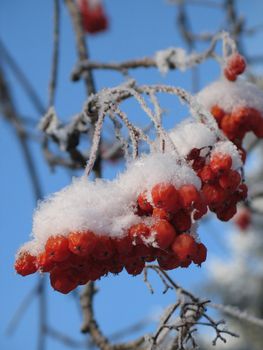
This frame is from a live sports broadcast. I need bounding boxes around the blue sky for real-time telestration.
[1,1,263,349]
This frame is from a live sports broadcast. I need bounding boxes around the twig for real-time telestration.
[64,0,96,96]
[48,0,60,108]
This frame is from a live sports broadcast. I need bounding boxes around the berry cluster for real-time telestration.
[186,147,246,221]
[15,181,208,294]
[224,53,246,82]
[211,105,263,150]
[77,0,108,34]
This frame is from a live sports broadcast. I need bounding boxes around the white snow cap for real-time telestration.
[27,152,200,254]
[196,78,263,114]
[169,119,217,156]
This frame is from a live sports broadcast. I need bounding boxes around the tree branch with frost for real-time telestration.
[71,31,239,80]
[143,266,239,350]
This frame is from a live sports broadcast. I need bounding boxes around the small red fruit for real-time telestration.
[92,236,115,260]
[151,220,177,249]
[171,234,198,262]
[192,243,207,266]
[50,267,79,294]
[68,231,96,257]
[129,223,150,245]
[45,235,71,263]
[172,210,192,232]
[124,257,145,276]
[210,153,232,174]
[15,252,37,276]
[137,191,153,214]
[151,183,181,212]
[178,184,200,209]
[227,53,246,75]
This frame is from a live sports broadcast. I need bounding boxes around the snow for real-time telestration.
[155,47,199,75]
[23,152,201,254]
[196,78,263,114]
[169,119,217,156]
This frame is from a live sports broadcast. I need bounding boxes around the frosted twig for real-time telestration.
[84,108,105,176]
[48,0,60,108]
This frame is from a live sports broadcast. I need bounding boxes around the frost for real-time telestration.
[155,47,199,75]
[169,119,217,156]
[196,78,263,114]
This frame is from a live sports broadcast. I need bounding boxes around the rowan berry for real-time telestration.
[114,235,133,256]
[178,184,200,209]
[68,231,96,257]
[124,257,145,276]
[202,184,226,206]
[192,243,207,266]
[129,223,150,245]
[219,170,241,192]
[137,191,153,214]
[151,219,177,249]
[227,53,246,75]
[172,210,192,232]
[171,233,198,262]
[152,208,171,221]
[210,153,232,174]
[15,252,37,276]
[211,105,225,125]
[151,183,181,212]
[45,235,71,263]
[50,267,79,294]
[92,236,115,260]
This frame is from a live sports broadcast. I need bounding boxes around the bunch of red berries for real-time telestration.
[77,0,108,34]
[15,180,208,294]
[211,105,263,149]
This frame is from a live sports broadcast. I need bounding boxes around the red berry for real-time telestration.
[227,53,246,75]
[137,191,153,214]
[151,183,181,212]
[237,183,248,201]
[178,184,200,209]
[198,165,217,183]
[78,0,108,34]
[171,234,198,262]
[152,208,172,221]
[151,219,177,249]
[210,153,232,174]
[172,209,192,232]
[15,252,37,276]
[92,236,115,260]
[45,235,71,263]
[224,67,237,81]
[50,267,79,294]
[124,257,145,276]
[129,223,151,245]
[37,252,56,272]
[216,204,237,221]
[219,170,241,192]
[192,243,207,266]
[211,105,225,125]
[157,253,180,270]
[114,235,133,256]
[202,184,226,206]
[68,231,96,257]
[193,200,208,220]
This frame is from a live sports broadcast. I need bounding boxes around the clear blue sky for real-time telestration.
[1,1,263,349]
